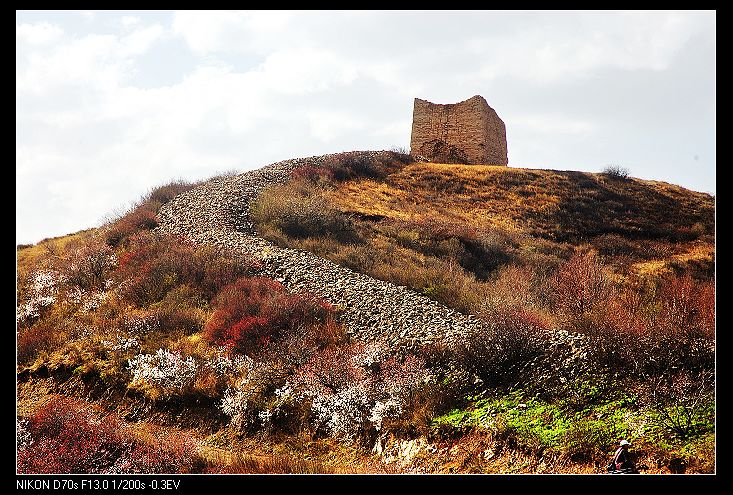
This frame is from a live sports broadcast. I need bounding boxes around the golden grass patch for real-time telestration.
[17,229,96,273]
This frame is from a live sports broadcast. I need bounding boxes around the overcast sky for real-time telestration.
[16,10,716,245]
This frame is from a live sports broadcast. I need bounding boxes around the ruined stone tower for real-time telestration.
[410,95,508,165]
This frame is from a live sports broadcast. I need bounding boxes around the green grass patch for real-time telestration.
[433,390,650,461]
[433,391,570,451]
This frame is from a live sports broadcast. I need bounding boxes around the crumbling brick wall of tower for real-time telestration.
[410,95,508,165]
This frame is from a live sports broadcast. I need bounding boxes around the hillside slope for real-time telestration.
[252,155,713,315]
[17,151,715,474]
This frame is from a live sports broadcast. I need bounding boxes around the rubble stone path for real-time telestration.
[157,151,492,349]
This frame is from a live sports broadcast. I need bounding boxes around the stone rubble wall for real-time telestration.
[157,151,488,350]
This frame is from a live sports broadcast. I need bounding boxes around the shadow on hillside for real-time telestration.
[539,171,714,244]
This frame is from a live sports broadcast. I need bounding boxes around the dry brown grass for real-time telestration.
[327,163,559,234]
[17,229,95,275]
[199,432,398,474]
[325,162,714,279]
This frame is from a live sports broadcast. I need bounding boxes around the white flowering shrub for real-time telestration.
[17,418,32,451]
[351,341,389,371]
[18,241,117,325]
[101,334,141,352]
[207,350,253,377]
[127,349,198,396]
[257,409,273,427]
[287,342,432,441]
[68,288,110,313]
[81,291,109,312]
[216,340,433,439]
[368,398,403,431]
[17,270,59,324]
[220,386,250,429]
[309,383,373,439]
[217,358,284,431]
[121,313,159,336]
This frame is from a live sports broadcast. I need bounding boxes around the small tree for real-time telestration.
[552,251,612,320]
[56,240,117,291]
[602,165,630,179]
[645,371,714,440]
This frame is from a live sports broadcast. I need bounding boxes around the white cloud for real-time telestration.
[172,11,295,55]
[512,114,596,136]
[17,21,166,97]
[308,110,365,143]
[16,22,63,45]
[259,48,358,94]
[17,33,120,93]
[471,11,713,83]
[120,24,165,55]
[121,16,141,28]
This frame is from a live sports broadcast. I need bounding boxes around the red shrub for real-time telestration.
[17,396,203,474]
[552,250,612,319]
[450,308,549,388]
[643,274,715,373]
[146,180,196,205]
[197,249,258,300]
[105,180,197,248]
[17,322,58,363]
[222,316,272,350]
[596,284,651,335]
[290,344,369,394]
[115,236,189,306]
[18,397,129,473]
[106,207,159,247]
[582,273,715,376]
[204,277,334,355]
[114,232,255,306]
[656,274,715,340]
[323,152,377,180]
[108,432,203,474]
[319,152,399,181]
[291,164,335,183]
